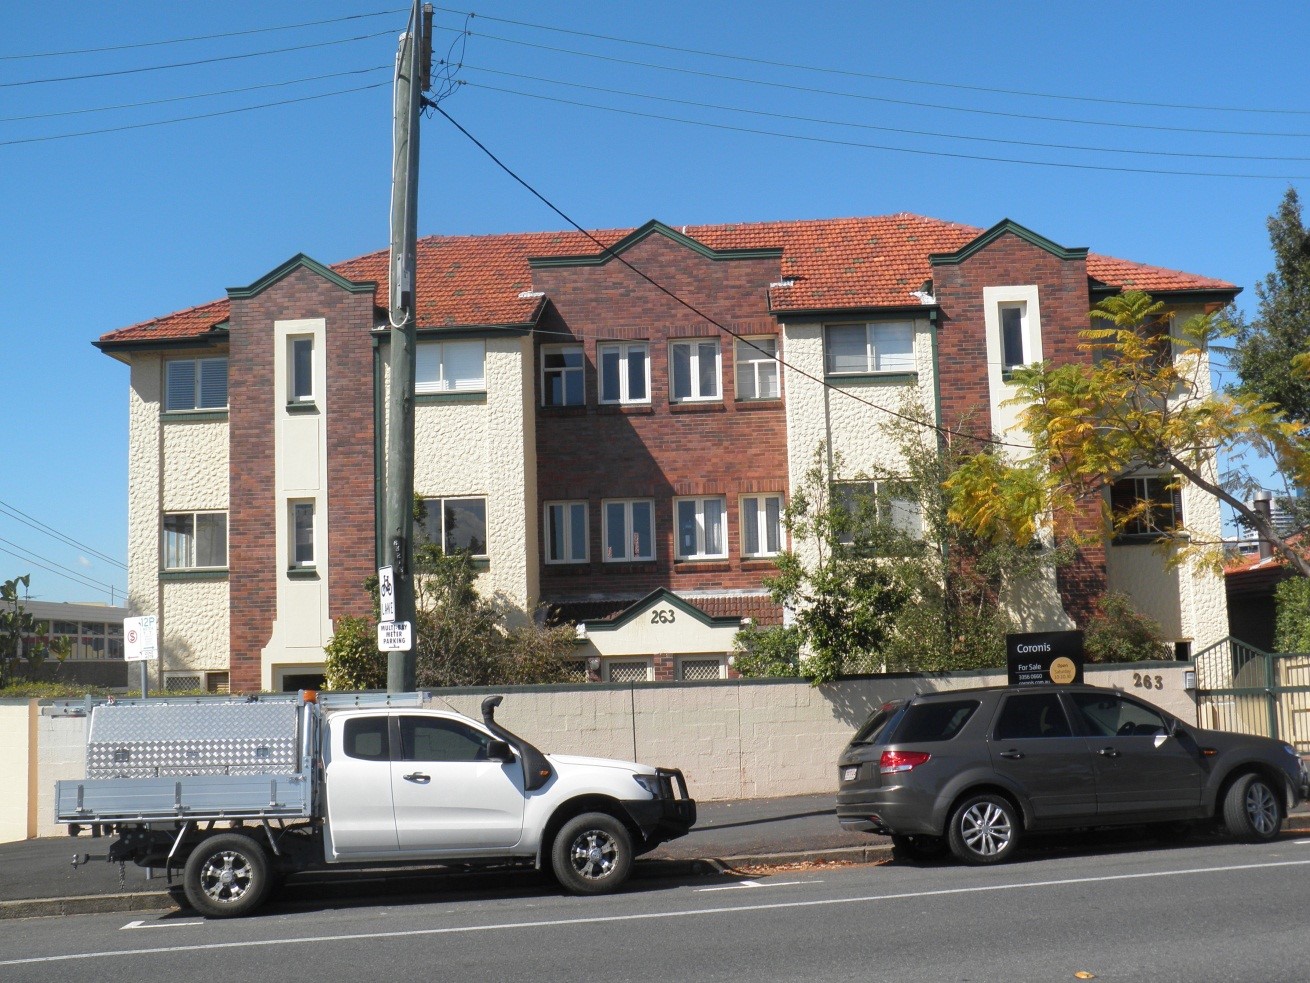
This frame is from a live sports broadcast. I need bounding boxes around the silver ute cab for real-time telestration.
[836,684,1306,865]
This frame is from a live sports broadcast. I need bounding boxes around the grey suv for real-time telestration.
[836,684,1308,865]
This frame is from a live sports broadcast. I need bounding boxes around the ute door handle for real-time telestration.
[999,750,1025,760]
[403,772,431,784]
[1097,747,1121,759]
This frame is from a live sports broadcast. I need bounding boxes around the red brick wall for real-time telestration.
[932,231,1107,627]
[532,232,788,605]
[227,265,376,691]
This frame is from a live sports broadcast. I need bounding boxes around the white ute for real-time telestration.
[55,691,696,917]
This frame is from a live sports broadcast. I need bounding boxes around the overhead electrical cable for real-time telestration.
[431,5,1310,118]
[0,541,125,599]
[1,8,406,60]
[461,65,1310,164]
[461,81,1310,181]
[436,25,1310,141]
[1,29,395,88]
[0,500,126,569]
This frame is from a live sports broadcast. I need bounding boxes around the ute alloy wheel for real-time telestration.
[551,812,633,895]
[182,833,272,918]
[948,793,1020,865]
[1223,773,1282,843]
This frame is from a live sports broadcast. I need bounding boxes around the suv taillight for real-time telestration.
[880,750,932,774]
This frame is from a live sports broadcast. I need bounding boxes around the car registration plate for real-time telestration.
[842,765,859,782]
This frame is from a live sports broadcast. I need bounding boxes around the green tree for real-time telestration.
[1083,591,1169,663]
[1,575,43,687]
[947,291,1310,578]
[731,622,802,677]
[1230,188,1310,528]
[1274,577,1310,652]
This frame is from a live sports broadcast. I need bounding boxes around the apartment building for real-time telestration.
[96,214,1239,692]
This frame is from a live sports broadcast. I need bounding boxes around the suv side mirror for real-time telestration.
[487,739,515,763]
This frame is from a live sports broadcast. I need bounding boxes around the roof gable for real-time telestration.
[929,219,1089,266]
[227,253,376,300]
[528,220,783,269]
[582,588,742,632]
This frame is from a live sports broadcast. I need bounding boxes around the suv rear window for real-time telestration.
[893,700,980,743]
[850,703,904,746]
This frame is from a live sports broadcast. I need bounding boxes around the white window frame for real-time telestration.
[416,339,486,394]
[544,501,589,564]
[669,338,722,402]
[165,356,228,411]
[740,493,784,557]
[290,500,316,568]
[419,496,489,558]
[984,286,1043,382]
[678,657,727,681]
[833,481,923,543]
[162,510,228,570]
[541,343,585,407]
[597,341,650,405]
[674,496,727,560]
[735,336,780,400]
[602,499,655,563]
[606,659,653,683]
[288,336,315,403]
[824,322,915,375]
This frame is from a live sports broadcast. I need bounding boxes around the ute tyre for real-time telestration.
[1223,773,1282,843]
[891,834,948,863]
[947,793,1020,865]
[551,812,633,895]
[183,833,272,918]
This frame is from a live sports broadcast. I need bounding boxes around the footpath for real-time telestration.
[2,793,1307,920]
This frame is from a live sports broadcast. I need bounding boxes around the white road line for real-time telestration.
[1295,839,1310,845]
[5,858,1310,968]
[697,879,809,892]
[121,920,204,930]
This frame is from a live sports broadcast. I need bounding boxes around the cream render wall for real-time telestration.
[409,334,538,614]
[129,353,231,680]
[0,702,33,843]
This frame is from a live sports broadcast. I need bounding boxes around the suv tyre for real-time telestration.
[1222,773,1282,843]
[948,793,1020,865]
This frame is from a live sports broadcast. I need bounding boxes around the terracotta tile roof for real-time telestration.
[97,214,1237,345]
[1225,531,1306,577]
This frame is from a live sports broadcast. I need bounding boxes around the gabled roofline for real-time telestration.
[93,323,229,360]
[929,218,1088,266]
[1088,282,1241,305]
[581,587,743,633]
[227,253,377,300]
[528,220,783,269]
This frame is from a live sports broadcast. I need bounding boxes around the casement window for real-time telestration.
[824,322,914,375]
[1110,475,1182,540]
[419,496,488,557]
[545,501,588,564]
[165,357,228,411]
[670,339,721,402]
[289,336,314,403]
[162,511,228,569]
[833,481,923,544]
[735,336,780,400]
[603,499,654,562]
[598,342,650,404]
[1000,303,1027,372]
[290,500,316,568]
[741,493,784,557]
[542,344,585,406]
[416,339,485,393]
[675,496,727,560]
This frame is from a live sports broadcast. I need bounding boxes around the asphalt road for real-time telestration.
[4,836,1309,983]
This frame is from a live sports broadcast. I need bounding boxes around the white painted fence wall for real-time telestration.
[1,663,1194,842]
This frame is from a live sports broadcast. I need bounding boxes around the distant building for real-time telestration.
[20,600,128,688]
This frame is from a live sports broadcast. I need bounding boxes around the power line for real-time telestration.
[0,80,389,147]
[432,104,1038,454]
[441,25,1310,141]
[0,541,125,600]
[432,6,1310,118]
[2,29,395,88]
[462,81,1310,181]
[461,65,1310,164]
[0,500,126,569]
[1,8,405,60]
[0,65,389,124]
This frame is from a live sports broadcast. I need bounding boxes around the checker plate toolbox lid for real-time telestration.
[55,695,315,824]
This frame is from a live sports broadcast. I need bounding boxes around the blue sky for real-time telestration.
[3,1,1307,604]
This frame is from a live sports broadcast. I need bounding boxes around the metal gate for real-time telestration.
[1194,637,1310,752]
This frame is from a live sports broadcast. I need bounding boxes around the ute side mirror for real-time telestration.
[487,739,515,762]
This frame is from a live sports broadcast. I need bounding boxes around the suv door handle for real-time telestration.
[403,772,431,784]
[999,750,1025,760]
[1097,747,1121,758]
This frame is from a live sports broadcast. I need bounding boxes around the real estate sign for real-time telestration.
[1006,630,1084,686]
